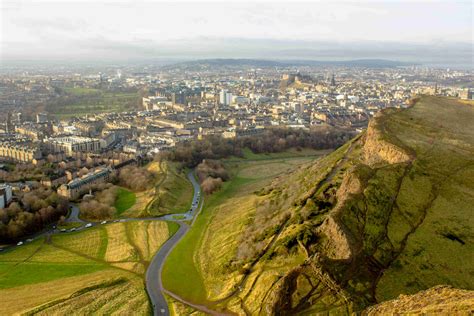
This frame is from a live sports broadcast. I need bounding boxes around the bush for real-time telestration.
[118,166,153,191]
[201,177,223,194]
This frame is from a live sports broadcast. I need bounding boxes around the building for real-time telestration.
[0,184,12,209]
[57,167,112,200]
[171,92,186,105]
[459,89,473,100]
[222,127,265,139]
[36,112,48,123]
[143,96,172,111]
[45,136,101,155]
[41,172,68,188]
[219,90,232,106]
[0,142,42,163]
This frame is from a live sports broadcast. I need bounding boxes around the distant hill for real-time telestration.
[162,58,412,70]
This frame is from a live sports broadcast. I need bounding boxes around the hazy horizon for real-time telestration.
[1,0,473,68]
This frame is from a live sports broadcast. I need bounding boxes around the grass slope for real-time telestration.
[162,153,322,310]
[0,220,173,314]
[115,187,137,215]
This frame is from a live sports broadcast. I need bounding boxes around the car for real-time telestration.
[85,223,92,228]
[119,219,126,222]
[60,228,66,232]
[101,221,107,225]
[17,241,23,246]
[70,228,76,232]
[26,239,33,242]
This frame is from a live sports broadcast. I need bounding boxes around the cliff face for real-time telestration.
[363,113,412,166]
[319,167,364,260]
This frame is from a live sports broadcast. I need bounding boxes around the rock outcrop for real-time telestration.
[364,285,474,315]
[363,114,412,166]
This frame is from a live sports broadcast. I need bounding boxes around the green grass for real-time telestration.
[63,87,101,95]
[48,88,139,118]
[115,187,136,215]
[0,219,175,315]
[0,262,106,289]
[149,162,194,216]
[57,222,83,230]
[163,177,249,304]
[228,147,330,161]
[162,153,319,306]
[167,222,180,238]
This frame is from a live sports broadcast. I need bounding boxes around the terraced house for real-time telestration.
[0,142,42,163]
[57,167,112,199]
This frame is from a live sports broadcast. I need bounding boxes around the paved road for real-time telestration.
[146,171,202,316]
[65,204,85,223]
[146,222,189,315]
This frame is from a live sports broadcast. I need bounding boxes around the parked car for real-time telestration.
[101,221,107,225]
[60,228,66,232]
[26,239,33,242]
[17,241,23,246]
[85,223,92,228]
[70,228,76,232]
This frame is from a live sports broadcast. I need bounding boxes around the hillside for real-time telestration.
[364,285,474,315]
[165,96,474,314]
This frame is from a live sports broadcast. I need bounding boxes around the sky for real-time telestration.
[1,0,473,66]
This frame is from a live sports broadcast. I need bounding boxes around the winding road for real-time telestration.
[146,171,202,315]
[0,171,203,316]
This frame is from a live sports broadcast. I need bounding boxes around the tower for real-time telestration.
[330,74,336,87]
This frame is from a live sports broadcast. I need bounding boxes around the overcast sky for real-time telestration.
[1,0,472,65]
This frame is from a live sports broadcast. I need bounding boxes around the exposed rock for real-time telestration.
[364,285,474,315]
[363,116,412,166]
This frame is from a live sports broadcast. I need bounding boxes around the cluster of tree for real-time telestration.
[196,160,229,194]
[160,127,353,167]
[196,160,229,182]
[79,184,118,220]
[0,164,45,182]
[118,166,153,191]
[0,188,69,242]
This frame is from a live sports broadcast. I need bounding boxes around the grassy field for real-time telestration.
[48,87,139,118]
[162,151,325,310]
[115,187,137,215]
[0,220,173,314]
[148,162,194,216]
[120,161,194,218]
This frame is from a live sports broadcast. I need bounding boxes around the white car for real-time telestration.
[85,223,92,228]
[17,241,23,246]
[26,239,33,242]
[101,221,107,225]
